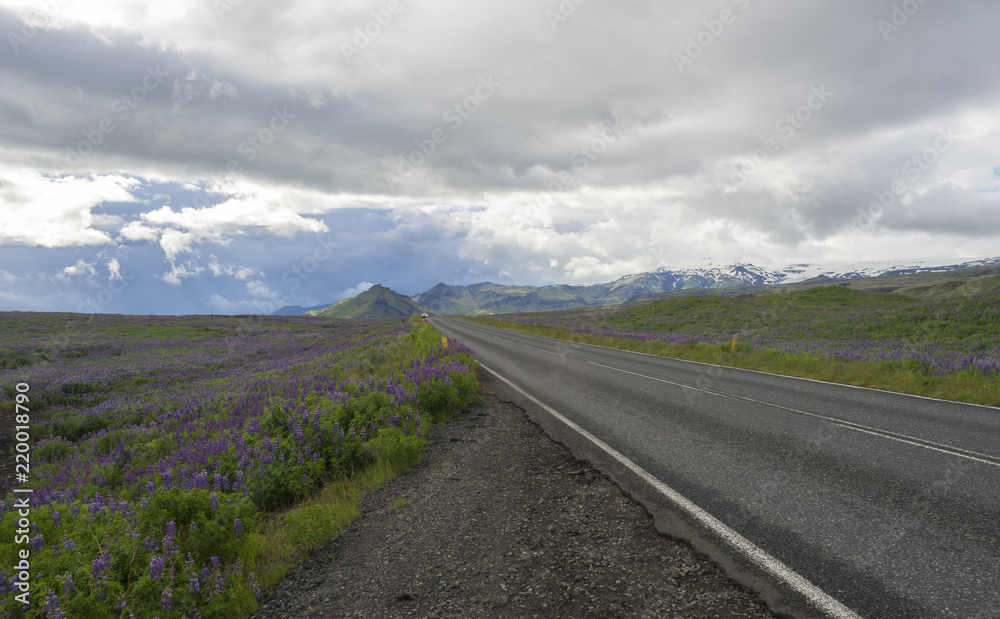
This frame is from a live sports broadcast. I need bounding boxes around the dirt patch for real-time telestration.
[252,393,776,618]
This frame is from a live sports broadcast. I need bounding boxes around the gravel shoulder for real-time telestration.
[252,386,778,619]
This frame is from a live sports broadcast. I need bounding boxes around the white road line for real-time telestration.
[587,360,1000,468]
[495,335,578,357]
[480,362,862,619]
[456,318,1000,412]
[833,425,1000,468]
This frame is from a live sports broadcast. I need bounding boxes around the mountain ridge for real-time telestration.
[304,284,429,319]
[276,257,1000,318]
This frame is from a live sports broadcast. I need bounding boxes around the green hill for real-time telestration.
[306,284,429,319]
[622,265,1000,306]
[409,266,781,316]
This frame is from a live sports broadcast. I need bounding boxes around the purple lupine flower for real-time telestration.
[44,590,66,619]
[29,534,45,552]
[150,555,165,581]
[248,571,261,600]
[210,492,218,512]
[61,573,74,595]
[161,585,173,611]
[144,537,158,553]
[163,534,176,560]
[51,511,61,527]
[234,518,242,536]
[91,551,111,580]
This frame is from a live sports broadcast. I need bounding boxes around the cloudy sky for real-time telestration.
[1,0,998,314]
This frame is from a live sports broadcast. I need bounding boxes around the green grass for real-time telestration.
[256,453,419,589]
[0,314,480,618]
[390,497,409,510]
[462,314,1000,408]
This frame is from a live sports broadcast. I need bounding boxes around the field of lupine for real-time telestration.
[468,285,1000,404]
[0,313,479,618]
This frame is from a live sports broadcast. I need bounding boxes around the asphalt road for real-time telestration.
[430,317,1000,619]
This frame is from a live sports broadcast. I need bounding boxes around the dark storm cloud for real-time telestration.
[1,0,999,313]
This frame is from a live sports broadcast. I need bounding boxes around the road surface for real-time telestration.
[431,317,1000,618]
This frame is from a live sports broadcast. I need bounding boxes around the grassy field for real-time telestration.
[0,313,479,618]
[464,285,1000,407]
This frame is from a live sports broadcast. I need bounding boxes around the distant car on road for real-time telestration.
[421,313,429,319]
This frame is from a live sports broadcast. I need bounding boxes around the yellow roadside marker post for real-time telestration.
[442,336,448,349]
[731,336,738,352]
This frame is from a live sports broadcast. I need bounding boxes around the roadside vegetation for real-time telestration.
[464,285,1000,406]
[0,313,479,617]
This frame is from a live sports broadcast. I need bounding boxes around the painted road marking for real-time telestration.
[587,360,1000,469]
[481,362,862,619]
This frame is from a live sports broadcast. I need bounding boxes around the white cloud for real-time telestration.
[206,294,261,314]
[338,281,375,301]
[208,79,239,100]
[161,261,204,286]
[205,282,285,315]
[58,259,97,281]
[107,258,122,280]
[0,167,139,248]
[207,256,261,280]
[246,279,279,300]
[140,194,328,261]
[119,222,160,243]
[3,0,1000,315]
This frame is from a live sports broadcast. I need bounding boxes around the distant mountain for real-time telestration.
[305,284,429,319]
[624,262,1000,306]
[777,257,1000,283]
[411,264,788,316]
[411,282,600,316]
[273,303,329,316]
[278,258,1000,317]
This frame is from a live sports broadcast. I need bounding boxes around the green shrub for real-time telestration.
[35,438,77,463]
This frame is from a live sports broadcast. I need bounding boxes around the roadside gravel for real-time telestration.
[252,389,777,619]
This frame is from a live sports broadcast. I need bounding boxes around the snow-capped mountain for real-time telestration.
[777,257,1000,283]
[276,257,1000,316]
